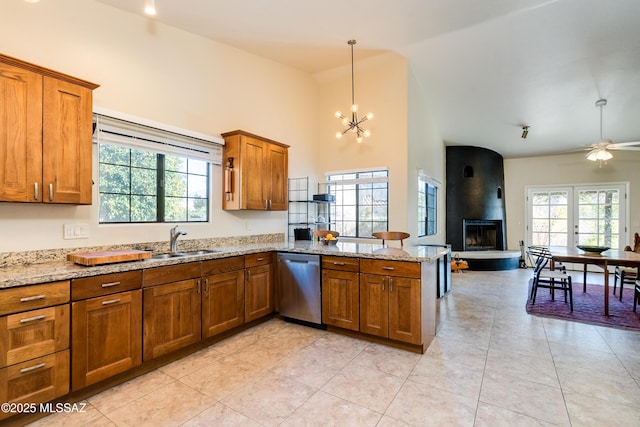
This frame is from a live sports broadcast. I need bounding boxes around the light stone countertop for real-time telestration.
[0,241,448,289]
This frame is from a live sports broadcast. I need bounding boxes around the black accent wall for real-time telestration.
[446,146,507,251]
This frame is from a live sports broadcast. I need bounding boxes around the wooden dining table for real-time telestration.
[549,246,640,316]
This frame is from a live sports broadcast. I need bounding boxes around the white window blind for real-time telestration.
[93,112,223,165]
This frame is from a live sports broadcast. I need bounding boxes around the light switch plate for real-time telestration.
[63,223,89,239]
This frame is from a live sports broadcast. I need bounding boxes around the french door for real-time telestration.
[527,183,627,250]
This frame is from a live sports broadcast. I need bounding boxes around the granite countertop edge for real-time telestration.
[1,242,448,289]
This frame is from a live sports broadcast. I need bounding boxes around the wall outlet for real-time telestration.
[63,223,89,239]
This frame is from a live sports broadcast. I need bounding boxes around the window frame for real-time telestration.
[324,168,389,238]
[94,111,220,225]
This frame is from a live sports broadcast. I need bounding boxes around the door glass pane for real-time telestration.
[530,190,569,246]
[577,188,620,247]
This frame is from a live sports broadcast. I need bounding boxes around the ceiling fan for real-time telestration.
[586,99,640,162]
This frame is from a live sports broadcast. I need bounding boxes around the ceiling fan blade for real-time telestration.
[609,141,640,148]
[609,146,640,151]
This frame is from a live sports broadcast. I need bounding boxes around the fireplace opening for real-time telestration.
[463,220,504,251]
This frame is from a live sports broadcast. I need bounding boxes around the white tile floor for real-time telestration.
[30,269,640,426]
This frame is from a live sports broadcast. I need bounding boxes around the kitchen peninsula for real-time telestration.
[0,237,446,424]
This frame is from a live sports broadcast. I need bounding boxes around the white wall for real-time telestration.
[314,52,413,237]
[504,151,640,251]
[407,65,445,246]
[0,0,320,252]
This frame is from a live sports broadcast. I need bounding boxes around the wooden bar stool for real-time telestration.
[372,231,410,248]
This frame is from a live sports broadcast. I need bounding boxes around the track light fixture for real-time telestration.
[521,126,529,139]
[335,40,373,143]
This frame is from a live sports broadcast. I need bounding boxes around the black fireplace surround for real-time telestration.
[446,146,507,252]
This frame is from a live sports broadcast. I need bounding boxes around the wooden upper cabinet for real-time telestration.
[221,130,289,211]
[43,77,93,204]
[0,62,42,202]
[0,54,98,204]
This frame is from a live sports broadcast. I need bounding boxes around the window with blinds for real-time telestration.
[94,112,223,224]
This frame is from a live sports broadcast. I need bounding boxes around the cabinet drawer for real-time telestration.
[0,305,69,368]
[0,350,70,420]
[0,281,70,316]
[360,259,421,278]
[143,262,201,287]
[322,256,359,272]
[202,256,245,276]
[72,270,142,301]
[245,252,273,268]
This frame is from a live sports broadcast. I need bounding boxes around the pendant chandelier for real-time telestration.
[335,40,373,143]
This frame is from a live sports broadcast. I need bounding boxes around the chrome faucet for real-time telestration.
[170,225,187,253]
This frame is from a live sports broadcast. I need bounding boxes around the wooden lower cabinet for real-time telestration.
[71,290,142,391]
[143,279,201,361]
[322,269,360,331]
[359,274,421,345]
[245,252,274,322]
[0,305,69,368]
[202,271,245,338]
[0,350,70,420]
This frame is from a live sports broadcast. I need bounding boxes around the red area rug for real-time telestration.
[526,281,640,331]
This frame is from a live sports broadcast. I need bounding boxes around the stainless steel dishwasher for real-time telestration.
[277,253,322,325]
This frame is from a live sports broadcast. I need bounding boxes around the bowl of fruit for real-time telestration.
[321,233,338,246]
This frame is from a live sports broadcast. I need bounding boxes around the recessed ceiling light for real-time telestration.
[24,0,41,3]
[144,0,156,15]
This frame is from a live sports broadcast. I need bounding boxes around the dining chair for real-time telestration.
[614,232,640,301]
[527,246,573,311]
[634,279,640,312]
[372,231,410,248]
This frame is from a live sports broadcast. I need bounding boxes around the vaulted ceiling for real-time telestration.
[95,0,640,158]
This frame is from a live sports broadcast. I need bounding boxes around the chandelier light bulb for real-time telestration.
[356,136,363,143]
[351,104,358,113]
[335,111,342,118]
[342,118,349,126]
[363,129,371,137]
[366,113,373,120]
[336,132,343,139]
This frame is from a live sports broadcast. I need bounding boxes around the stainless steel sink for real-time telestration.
[150,249,220,259]
[182,249,221,255]
[150,253,187,259]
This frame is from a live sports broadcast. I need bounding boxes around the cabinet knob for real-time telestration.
[34,182,39,200]
[49,183,53,201]
[101,298,121,306]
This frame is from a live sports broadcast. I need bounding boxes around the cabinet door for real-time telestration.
[322,269,359,331]
[202,271,244,338]
[0,62,42,202]
[0,350,69,420]
[359,274,388,338]
[0,305,69,368]
[245,264,274,322]
[43,76,93,204]
[265,143,288,210]
[143,279,201,361]
[388,277,421,345]
[71,290,142,391]
[241,136,267,209]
